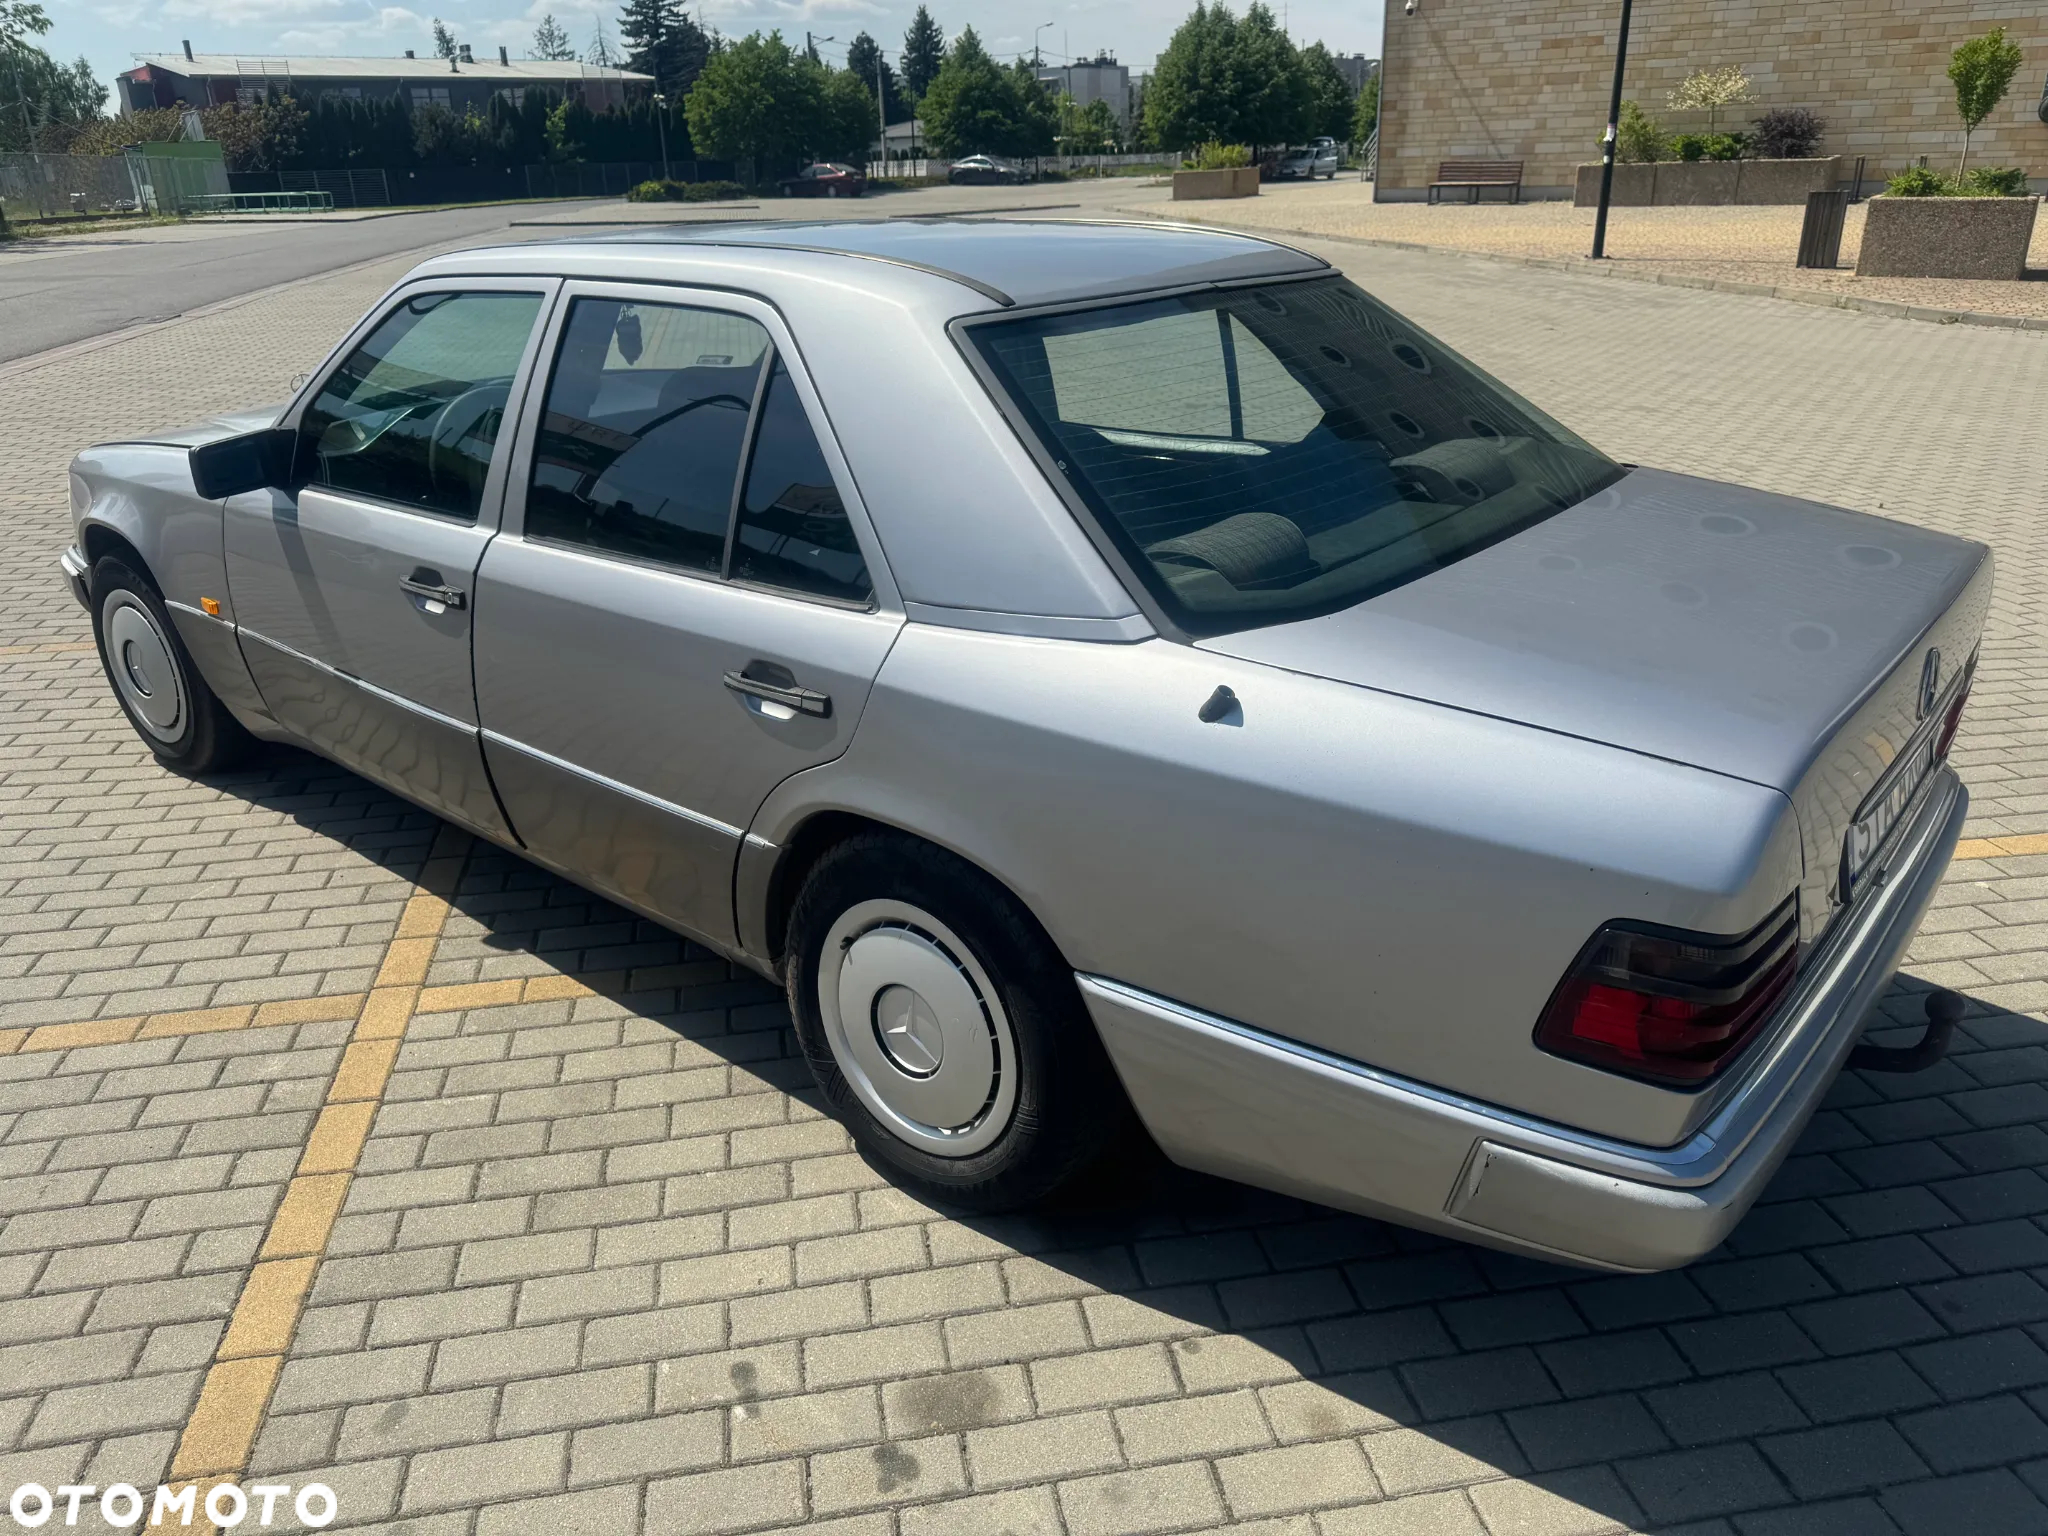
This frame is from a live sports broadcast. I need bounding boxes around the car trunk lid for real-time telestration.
[1200,467,1992,937]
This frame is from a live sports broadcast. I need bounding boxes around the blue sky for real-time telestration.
[43,0,1385,103]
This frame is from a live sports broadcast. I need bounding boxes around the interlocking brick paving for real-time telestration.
[4,212,2048,1534]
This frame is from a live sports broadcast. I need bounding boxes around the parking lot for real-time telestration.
[7,194,2048,1534]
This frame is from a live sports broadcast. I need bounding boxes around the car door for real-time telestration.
[223,281,555,836]
[473,285,903,949]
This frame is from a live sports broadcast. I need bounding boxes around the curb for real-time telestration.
[1107,203,2048,333]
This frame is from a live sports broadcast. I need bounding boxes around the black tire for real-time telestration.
[90,556,254,774]
[785,832,1129,1210]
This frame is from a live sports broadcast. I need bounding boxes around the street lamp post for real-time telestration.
[1589,0,1634,260]
[1034,22,1053,66]
[652,92,671,183]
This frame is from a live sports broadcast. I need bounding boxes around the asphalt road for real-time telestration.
[0,182,1124,367]
[0,198,612,364]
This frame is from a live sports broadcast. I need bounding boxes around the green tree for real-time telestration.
[1352,72,1378,143]
[530,14,577,61]
[619,0,710,95]
[919,27,1028,156]
[1298,42,1354,142]
[686,30,852,177]
[900,5,944,104]
[431,18,459,59]
[846,31,907,125]
[1232,3,1310,150]
[1948,26,2024,177]
[806,59,876,161]
[1144,3,1241,151]
[1,3,107,162]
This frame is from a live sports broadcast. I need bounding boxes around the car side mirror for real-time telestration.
[189,426,297,501]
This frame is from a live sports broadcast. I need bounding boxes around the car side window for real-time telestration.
[298,290,543,521]
[729,356,871,603]
[526,298,770,574]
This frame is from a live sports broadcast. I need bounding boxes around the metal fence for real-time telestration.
[1,151,235,219]
[0,153,142,219]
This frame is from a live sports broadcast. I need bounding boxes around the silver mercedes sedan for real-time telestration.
[59,220,1989,1272]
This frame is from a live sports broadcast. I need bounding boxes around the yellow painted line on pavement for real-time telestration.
[1954,834,2048,861]
[2,995,367,1059]
[167,824,474,1501]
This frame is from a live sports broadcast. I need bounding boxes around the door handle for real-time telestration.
[399,574,466,609]
[724,666,831,719]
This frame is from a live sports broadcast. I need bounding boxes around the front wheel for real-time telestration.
[91,556,253,773]
[786,833,1128,1210]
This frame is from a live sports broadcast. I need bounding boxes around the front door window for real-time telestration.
[298,290,544,521]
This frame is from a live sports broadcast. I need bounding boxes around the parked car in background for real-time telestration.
[61,220,1986,1272]
[780,163,866,198]
[948,155,1025,185]
[1270,139,1341,180]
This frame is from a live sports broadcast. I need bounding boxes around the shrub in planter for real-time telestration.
[1185,141,1251,170]
[1885,164,2031,197]
[1750,108,1823,159]
[1616,100,1669,164]
[1672,132,1745,163]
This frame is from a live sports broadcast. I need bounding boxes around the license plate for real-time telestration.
[1843,733,1936,899]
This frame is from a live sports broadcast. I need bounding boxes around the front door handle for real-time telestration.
[724,664,831,719]
[399,573,466,609]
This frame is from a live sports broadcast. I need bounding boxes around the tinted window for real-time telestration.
[300,290,542,520]
[729,358,870,603]
[526,299,770,573]
[970,277,1624,637]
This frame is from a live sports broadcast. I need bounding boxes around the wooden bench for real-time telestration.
[1428,160,1525,204]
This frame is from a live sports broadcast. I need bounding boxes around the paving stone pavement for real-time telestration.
[5,221,2048,1534]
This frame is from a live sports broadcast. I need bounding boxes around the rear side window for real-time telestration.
[729,357,870,603]
[968,277,1624,637]
[300,290,543,521]
[526,298,770,573]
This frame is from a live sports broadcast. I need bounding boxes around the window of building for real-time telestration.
[299,290,544,521]
[410,85,452,109]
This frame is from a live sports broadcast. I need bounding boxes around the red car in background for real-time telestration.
[779,163,867,198]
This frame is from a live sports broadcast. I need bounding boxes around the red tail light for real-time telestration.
[1534,898,1799,1087]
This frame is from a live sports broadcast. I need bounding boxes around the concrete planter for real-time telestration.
[1173,167,1260,201]
[1573,157,1842,207]
[1856,194,2039,279]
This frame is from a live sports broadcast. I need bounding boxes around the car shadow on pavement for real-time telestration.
[430,806,2048,1529]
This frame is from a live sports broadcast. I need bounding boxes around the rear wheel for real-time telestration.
[91,557,253,774]
[786,833,1128,1210]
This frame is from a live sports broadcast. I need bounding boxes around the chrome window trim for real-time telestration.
[236,626,476,735]
[480,728,745,842]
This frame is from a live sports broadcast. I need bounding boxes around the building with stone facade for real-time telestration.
[1374,0,2048,199]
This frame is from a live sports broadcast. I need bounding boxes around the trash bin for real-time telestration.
[1798,185,1850,269]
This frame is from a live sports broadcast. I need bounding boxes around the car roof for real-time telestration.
[588,217,1328,308]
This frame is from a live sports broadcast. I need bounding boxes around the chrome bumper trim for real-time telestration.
[1082,767,1967,1271]
[59,546,90,610]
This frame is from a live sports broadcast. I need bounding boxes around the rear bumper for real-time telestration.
[1082,767,1968,1272]
[60,545,90,609]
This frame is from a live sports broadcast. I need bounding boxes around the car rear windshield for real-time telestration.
[966,276,1625,637]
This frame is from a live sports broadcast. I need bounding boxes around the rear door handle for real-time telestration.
[399,574,466,609]
[724,667,831,718]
